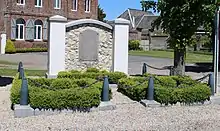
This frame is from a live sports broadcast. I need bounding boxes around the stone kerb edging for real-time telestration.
[65,19,113,31]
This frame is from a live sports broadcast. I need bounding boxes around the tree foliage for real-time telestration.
[141,0,216,75]
[141,0,216,49]
[98,4,106,22]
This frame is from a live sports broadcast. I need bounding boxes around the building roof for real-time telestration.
[117,8,158,30]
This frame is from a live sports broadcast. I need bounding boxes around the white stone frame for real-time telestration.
[46,15,130,78]
[17,0,25,5]
[85,0,90,13]
[34,25,43,41]
[72,0,78,11]
[16,24,25,40]
[54,0,61,9]
[35,0,42,7]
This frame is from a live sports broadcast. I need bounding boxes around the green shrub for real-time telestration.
[5,39,16,54]
[129,40,141,50]
[29,87,100,110]
[10,74,113,109]
[50,78,78,90]
[57,71,127,84]
[10,73,22,104]
[28,78,54,87]
[86,68,100,73]
[154,76,177,88]
[118,77,211,105]
[108,71,128,84]
[16,48,47,53]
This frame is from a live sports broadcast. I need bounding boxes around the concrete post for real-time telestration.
[0,34,6,54]
[113,18,130,74]
[46,15,67,78]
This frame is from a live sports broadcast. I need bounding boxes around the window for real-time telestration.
[54,0,61,9]
[35,0,42,7]
[16,18,25,40]
[72,0,78,11]
[17,0,25,5]
[85,0,90,12]
[34,20,43,40]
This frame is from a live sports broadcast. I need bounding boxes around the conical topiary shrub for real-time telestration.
[5,39,16,54]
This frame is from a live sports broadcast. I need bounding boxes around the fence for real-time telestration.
[17,62,111,106]
[141,62,215,95]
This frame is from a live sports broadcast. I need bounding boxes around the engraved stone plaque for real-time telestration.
[79,29,99,61]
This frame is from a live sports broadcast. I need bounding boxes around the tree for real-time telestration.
[98,4,106,22]
[141,0,216,75]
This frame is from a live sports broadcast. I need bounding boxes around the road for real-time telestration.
[0,52,210,80]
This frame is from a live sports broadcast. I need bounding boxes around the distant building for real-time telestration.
[0,0,98,48]
[117,8,168,50]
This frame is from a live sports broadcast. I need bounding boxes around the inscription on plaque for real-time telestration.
[79,29,99,61]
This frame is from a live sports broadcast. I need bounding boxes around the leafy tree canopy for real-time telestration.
[141,0,216,50]
[98,4,106,22]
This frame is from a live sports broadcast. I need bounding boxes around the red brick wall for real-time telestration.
[2,0,98,48]
[0,1,6,33]
[8,0,98,20]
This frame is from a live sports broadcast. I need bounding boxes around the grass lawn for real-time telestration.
[0,60,18,65]
[0,68,46,77]
[129,50,212,63]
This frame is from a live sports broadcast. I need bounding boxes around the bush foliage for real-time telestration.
[5,39,16,54]
[16,48,47,53]
[118,75,211,105]
[58,68,127,84]
[129,40,142,50]
[10,72,113,110]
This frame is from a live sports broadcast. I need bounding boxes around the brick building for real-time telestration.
[0,0,98,48]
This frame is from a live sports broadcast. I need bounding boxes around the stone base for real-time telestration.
[14,104,34,118]
[140,100,161,107]
[91,101,116,112]
[45,73,57,79]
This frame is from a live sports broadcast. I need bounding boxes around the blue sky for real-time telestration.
[98,0,158,20]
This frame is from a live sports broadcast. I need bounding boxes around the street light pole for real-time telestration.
[214,1,220,94]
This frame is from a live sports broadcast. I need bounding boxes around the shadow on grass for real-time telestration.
[0,76,13,86]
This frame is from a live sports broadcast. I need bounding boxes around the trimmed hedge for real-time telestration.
[10,74,112,110]
[5,39,16,54]
[16,48,47,53]
[58,69,127,84]
[129,40,142,50]
[118,76,211,105]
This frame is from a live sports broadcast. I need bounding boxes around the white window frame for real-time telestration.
[72,0,78,11]
[17,0,25,5]
[16,24,25,40]
[54,0,61,9]
[35,0,42,7]
[34,25,43,41]
[85,0,90,13]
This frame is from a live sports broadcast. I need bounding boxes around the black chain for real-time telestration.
[195,74,210,82]
[145,63,168,70]
[82,77,103,88]
[28,78,56,91]
[124,77,148,89]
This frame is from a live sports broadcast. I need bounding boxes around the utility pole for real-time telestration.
[214,0,220,94]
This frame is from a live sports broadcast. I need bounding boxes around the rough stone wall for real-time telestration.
[65,24,113,71]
